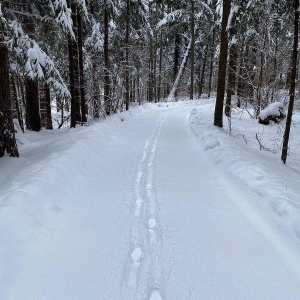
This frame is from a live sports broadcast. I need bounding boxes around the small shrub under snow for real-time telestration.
[258,102,285,125]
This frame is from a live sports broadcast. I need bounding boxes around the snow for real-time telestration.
[1,100,300,299]
[258,101,285,121]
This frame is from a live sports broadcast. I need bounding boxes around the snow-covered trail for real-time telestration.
[155,108,300,299]
[2,103,300,299]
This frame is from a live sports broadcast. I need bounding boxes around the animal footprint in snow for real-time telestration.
[131,247,143,266]
[149,289,163,300]
[146,184,152,190]
[147,218,157,229]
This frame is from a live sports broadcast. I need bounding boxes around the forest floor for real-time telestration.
[1,99,300,299]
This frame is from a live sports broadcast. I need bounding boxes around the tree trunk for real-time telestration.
[208,25,216,98]
[77,13,87,123]
[125,0,130,111]
[214,0,231,127]
[189,0,195,100]
[0,41,19,157]
[149,34,154,102]
[157,31,163,102]
[173,32,181,99]
[199,46,208,97]
[225,43,237,117]
[255,31,267,118]
[168,39,192,102]
[71,6,81,123]
[11,74,24,133]
[173,33,180,81]
[281,0,299,164]
[23,17,41,132]
[40,84,53,129]
[237,48,244,108]
[25,78,41,132]
[44,84,53,129]
[104,0,111,115]
[68,36,76,128]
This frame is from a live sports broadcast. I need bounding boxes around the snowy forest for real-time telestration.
[1,0,300,299]
[0,0,299,160]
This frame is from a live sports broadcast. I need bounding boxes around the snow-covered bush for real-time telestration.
[258,102,285,125]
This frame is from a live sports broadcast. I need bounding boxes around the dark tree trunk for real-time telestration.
[71,6,81,123]
[225,43,237,117]
[68,2,81,127]
[40,84,53,129]
[173,33,180,82]
[149,37,154,102]
[125,0,130,111]
[189,0,195,100]
[199,46,208,97]
[77,13,87,123]
[23,17,41,132]
[281,0,299,164]
[0,41,19,157]
[237,49,244,108]
[44,84,53,129]
[148,1,154,103]
[11,74,24,133]
[214,0,231,127]
[157,31,163,102]
[104,0,111,115]
[92,61,99,119]
[153,31,158,103]
[25,78,41,132]
[208,25,216,98]
[68,37,76,128]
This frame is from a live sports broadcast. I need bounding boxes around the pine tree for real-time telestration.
[0,37,19,157]
[214,0,231,127]
[281,0,299,164]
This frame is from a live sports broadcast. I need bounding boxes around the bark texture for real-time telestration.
[0,42,19,157]
[214,0,231,127]
[281,0,299,164]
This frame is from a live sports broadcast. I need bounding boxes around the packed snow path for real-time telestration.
[1,103,300,299]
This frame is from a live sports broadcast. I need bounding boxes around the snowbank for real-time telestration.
[189,103,300,269]
[258,102,285,125]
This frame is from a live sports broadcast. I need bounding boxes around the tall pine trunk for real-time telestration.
[68,2,81,127]
[68,36,76,128]
[199,45,208,97]
[125,0,130,111]
[0,40,19,157]
[281,0,299,164]
[25,78,41,131]
[40,83,53,129]
[189,0,195,100]
[237,48,244,108]
[225,43,237,117]
[149,34,154,102]
[157,31,163,102]
[11,74,24,133]
[208,22,216,98]
[214,0,231,127]
[71,6,81,123]
[173,34,180,82]
[104,0,111,115]
[77,13,87,123]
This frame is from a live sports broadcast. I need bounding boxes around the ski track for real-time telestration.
[122,112,168,300]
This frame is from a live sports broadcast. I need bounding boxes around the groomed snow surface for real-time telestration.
[1,99,300,299]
